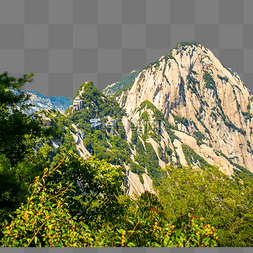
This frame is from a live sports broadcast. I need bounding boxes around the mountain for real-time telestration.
[20,41,253,198]
[9,89,72,116]
[113,41,253,174]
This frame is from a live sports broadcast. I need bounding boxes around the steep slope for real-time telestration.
[102,69,140,97]
[64,81,157,196]
[126,100,246,179]
[114,41,253,173]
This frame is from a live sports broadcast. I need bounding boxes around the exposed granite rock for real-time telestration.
[115,42,253,173]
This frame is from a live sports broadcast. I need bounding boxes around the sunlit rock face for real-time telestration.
[115,42,253,173]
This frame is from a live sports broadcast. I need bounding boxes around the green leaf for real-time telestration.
[175,228,182,237]
[203,237,210,246]
[127,242,136,247]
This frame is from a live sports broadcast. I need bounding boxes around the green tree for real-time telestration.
[0,71,63,166]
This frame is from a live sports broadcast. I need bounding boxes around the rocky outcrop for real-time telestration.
[173,130,234,176]
[121,164,156,199]
[68,124,91,160]
[41,117,52,126]
[121,116,132,143]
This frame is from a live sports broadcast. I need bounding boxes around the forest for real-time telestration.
[1,72,253,247]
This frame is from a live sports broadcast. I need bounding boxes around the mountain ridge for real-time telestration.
[8,88,72,116]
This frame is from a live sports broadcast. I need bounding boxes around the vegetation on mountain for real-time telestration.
[179,77,186,106]
[32,111,82,169]
[66,81,133,168]
[140,111,149,122]
[143,59,162,71]
[181,144,213,169]
[137,100,164,123]
[203,71,216,90]
[172,114,190,128]
[104,69,140,97]
[141,42,202,72]
[224,120,246,135]
[187,74,199,95]
[217,75,229,82]
[141,41,198,72]
[113,82,133,99]
[192,131,205,146]
[157,164,253,247]
[213,150,253,179]
[131,123,138,145]
[174,41,200,50]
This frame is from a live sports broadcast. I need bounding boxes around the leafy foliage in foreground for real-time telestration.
[1,153,218,247]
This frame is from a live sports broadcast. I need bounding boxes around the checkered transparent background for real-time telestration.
[0,0,252,100]
[0,0,253,252]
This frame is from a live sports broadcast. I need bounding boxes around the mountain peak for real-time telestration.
[112,41,253,173]
[173,41,200,49]
[171,41,202,55]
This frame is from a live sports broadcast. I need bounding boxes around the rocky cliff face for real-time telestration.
[115,42,253,173]
[124,99,239,179]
